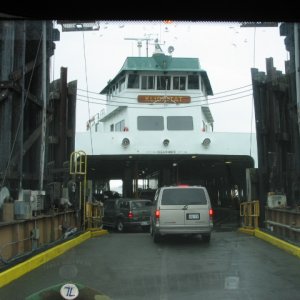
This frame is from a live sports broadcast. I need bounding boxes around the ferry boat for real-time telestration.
[76,40,257,207]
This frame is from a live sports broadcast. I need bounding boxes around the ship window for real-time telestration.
[202,121,207,132]
[119,77,125,92]
[115,120,125,131]
[157,76,171,90]
[173,76,186,90]
[127,74,140,89]
[141,76,155,90]
[188,75,199,89]
[167,116,193,130]
[137,116,164,131]
[201,78,206,93]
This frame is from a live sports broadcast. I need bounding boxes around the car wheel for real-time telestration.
[152,228,160,243]
[150,222,154,236]
[202,234,211,242]
[116,219,125,232]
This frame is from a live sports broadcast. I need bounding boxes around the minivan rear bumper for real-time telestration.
[156,225,213,235]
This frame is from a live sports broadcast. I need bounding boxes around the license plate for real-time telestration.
[187,213,200,220]
[141,221,150,225]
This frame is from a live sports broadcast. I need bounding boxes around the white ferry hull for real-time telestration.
[76,131,257,167]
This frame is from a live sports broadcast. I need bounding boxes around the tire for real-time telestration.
[116,219,125,232]
[202,234,211,243]
[150,222,154,236]
[152,228,160,243]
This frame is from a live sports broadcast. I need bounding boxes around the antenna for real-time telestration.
[149,38,166,54]
[124,37,152,57]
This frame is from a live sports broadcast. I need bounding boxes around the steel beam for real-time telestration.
[0,21,14,179]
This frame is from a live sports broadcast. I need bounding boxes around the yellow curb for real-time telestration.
[86,228,109,237]
[0,230,106,288]
[254,228,300,259]
[238,227,255,235]
[90,229,109,238]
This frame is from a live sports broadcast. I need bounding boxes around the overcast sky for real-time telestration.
[52,21,288,133]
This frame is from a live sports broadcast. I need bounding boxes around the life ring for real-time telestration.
[124,127,128,132]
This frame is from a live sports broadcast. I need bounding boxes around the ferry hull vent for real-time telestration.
[202,138,211,147]
[122,138,130,147]
[163,139,170,147]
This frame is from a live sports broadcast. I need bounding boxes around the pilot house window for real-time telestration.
[157,76,171,90]
[173,76,186,90]
[141,76,155,90]
[188,75,199,89]
[127,74,140,89]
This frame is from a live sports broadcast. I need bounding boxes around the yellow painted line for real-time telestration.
[254,228,300,259]
[0,231,95,288]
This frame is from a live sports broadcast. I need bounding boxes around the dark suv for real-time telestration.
[102,198,152,232]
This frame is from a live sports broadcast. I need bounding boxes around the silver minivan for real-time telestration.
[150,185,213,243]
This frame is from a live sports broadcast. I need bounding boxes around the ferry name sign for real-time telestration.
[138,95,191,104]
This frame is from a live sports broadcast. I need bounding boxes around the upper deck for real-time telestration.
[87,45,214,135]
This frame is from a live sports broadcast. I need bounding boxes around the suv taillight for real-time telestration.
[209,209,213,219]
[155,210,160,219]
[128,211,133,219]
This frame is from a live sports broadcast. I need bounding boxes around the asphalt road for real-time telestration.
[1,229,300,300]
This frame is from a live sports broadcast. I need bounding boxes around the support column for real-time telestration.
[0,21,15,178]
[123,167,133,197]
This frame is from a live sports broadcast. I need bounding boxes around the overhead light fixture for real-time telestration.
[225,161,232,164]
[163,139,170,147]
[202,138,211,147]
[122,138,130,147]
[192,155,197,159]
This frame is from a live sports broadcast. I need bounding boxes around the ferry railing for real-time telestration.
[240,200,260,229]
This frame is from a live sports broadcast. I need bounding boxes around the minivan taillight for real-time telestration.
[155,210,160,219]
[209,209,213,219]
[128,211,133,219]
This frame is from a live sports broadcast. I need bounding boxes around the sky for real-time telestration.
[51,21,288,133]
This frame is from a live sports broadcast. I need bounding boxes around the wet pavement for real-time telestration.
[1,229,300,300]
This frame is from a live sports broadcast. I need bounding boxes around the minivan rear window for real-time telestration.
[161,188,207,205]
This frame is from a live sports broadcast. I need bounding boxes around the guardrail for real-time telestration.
[240,200,260,229]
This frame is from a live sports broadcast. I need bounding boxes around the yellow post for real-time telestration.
[70,150,87,230]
